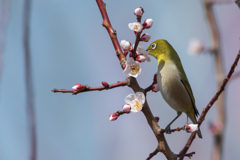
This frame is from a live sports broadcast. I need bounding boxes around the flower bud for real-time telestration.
[136,55,146,62]
[109,113,118,121]
[122,104,131,113]
[134,8,143,17]
[143,19,153,29]
[186,123,198,133]
[123,64,126,69]
[188,39,204,56]
[72,84,83,90]
[152,83,160,92]
[155,116,160,122]
[102,81,109,87]
[120,40,131,51]
[140,33,151,42]
[153,73,157,82]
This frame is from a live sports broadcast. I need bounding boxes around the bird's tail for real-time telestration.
[189,114,202,139]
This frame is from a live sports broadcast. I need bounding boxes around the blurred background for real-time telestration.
[0,0,239,159]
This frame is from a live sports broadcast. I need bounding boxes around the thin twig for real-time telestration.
[179,50,240,159]
[52,80,128,95]
[23,0,36,160]
[177,152,195,159]
[161,127,184,134]
[146,148,159,160]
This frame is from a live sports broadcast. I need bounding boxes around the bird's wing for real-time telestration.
[180,78,199,117]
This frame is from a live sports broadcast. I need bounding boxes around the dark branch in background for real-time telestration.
[146,148,159,160]
[202,1,226,160]
[96,1,176,159]
[0,0,10,90]
[179,50,240,159]
[23,0,36,160]
[52,80,128,95]
[236,0,240,8]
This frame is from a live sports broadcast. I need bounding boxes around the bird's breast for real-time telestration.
[157,62,191,112]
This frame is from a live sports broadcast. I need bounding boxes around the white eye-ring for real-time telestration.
[151,43,157,49]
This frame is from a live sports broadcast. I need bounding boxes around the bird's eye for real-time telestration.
[151,43,157,49]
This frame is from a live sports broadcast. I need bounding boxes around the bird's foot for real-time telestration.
[165,125,171,134]
[184,122,188,130]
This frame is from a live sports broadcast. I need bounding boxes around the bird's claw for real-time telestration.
[165,125,171,134]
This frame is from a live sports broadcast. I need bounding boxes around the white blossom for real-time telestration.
[128,22,143,32]
[124,92,145,113]
[123,57,141,78]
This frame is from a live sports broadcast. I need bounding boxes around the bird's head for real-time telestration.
[146,39,171,60]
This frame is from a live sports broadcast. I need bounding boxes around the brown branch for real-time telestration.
[146,148,159,160]
[177,152,195,159]
[52,80,128,95]
[23,0,36,160]
[179,50,240,159]
[230,71,240,81]
[96,1,177,159]
[96,0,126,68]
[161,127,184,134]
[202,1,226,160]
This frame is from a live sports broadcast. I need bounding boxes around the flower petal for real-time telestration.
[124,94,137,105]
[135,92,145,104]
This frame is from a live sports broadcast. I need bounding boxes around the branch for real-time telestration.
[96,0,126,68]
[202,1,226,159]
[52,80,128,95]
[177,152,195,159]
[146,148,159,160]
[23,0,36,160]
[95,1,177,159]
[179,50,240,159]
[236,0,240,8]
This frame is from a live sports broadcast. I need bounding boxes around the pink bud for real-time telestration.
[129,52,132,57]
[153,73,157,82]
[155,116,160,122]
[124,50,129,56]
[123,64,126,69]
[122,104,131,113]
[72,84,83,90]
[186,123,198,133]
[143,19,153,29]
[140,33,151,42]
[136,55,146,62]
[152,83,160,92]
[210,122,223,135]
[102,81,109,87]
[120,40,131,51]
[109,113,118,121]
[134,8,143,17]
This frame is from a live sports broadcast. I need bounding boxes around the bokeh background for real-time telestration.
[0,0,239,160]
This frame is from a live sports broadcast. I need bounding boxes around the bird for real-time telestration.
[146,39,202,138]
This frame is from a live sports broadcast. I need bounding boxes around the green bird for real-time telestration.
[146,39,202,138]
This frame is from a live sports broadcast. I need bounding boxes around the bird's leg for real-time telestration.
[184,111,189,129]
[165,112,182,134]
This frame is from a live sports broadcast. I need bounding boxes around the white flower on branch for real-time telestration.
[136,55,146,62]
[188,39,204,55]
[134,8,143,17]
[109,113,118,121]
[128,22,143,33]
[124,92,145,113]
[140,33,151,42]
[136,46,151,62]
[123,57,141,78]
[122,104,131,113]
[143,18,153,29]
[120,40,132,51]
[186,123,198,133]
